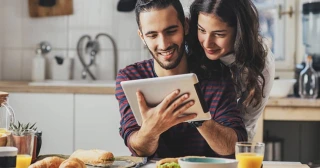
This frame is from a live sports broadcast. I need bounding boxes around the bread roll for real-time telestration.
[29,156,65,168]
[59,157,86,168]
[69,149,114,166]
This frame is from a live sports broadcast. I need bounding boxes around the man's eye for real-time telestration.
[147,34,157,38]
[198,28,205,33]
[167,30,177,34]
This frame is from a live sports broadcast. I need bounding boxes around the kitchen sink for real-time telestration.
[28,80,116,87]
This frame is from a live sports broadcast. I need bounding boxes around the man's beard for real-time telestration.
[146,41,185,70]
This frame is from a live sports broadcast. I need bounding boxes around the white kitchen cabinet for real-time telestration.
[9,93,74,155]
[74,94,130,156]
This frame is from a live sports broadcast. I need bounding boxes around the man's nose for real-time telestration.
[157,35,171,50]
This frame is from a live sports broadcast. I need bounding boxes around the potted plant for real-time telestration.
[9,121,42,163]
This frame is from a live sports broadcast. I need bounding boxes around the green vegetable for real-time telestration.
[159,162,180,168]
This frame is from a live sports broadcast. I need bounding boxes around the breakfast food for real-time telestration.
[156,158,180,168]
[59,157,86,168]
[69,149,114,166]
[29,156,65,168]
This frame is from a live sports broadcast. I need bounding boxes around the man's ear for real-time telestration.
[138,29,146,45]
[184,17,189,35]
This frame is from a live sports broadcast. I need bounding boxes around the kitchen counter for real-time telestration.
[2,81,320,104]
[0,81,116,94]
[253,97,320,143]
[267,97,320,107]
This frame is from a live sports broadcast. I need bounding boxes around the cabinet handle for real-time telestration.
[278,5,293,19]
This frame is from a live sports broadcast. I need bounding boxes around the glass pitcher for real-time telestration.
[0,91,16,132]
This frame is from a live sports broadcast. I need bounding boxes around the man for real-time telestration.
[115,0,247,158]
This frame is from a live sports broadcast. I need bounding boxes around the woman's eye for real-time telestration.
[198,28,205,33]
[216,34,226,37]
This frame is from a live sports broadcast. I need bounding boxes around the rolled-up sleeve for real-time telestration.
[115,71,141,155]
[211,79,248,142]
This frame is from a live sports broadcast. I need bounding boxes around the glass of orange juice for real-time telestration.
[235,142,265,168]
[11,129,35,168]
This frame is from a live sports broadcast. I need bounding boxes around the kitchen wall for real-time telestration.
[0,0,194,81]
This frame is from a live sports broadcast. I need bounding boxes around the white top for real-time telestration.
[220,48,275,141]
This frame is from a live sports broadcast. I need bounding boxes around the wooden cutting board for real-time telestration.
[28,0,73,18]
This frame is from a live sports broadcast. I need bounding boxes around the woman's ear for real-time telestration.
[184,17,189,35]
[138,29,146,45]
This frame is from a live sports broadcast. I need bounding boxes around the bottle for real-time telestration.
[0,91,16,132]
[299,55,319,98]
[32,49,46,81]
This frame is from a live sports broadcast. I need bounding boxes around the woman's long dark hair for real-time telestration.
[187,0,266,108]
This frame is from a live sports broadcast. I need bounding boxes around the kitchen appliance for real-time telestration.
[294,0,320,98]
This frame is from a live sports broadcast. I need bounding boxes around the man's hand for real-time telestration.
[136,89,197,136]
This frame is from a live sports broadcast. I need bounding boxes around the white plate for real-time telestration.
[87,159,136,168]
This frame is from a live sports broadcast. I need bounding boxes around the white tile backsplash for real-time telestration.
[21,16,68,49]
[0,1,3,80]
[0,49,2,80]
[117,50,145,71]
[68,28,114,50]
[96,50,116,80]
[68,0,114,29]
[45,50,68,79]
[68,49,115,80]
[113,11,142,50]
[3,0,23,48]
[21,49,34,81]
[0,0,170,81]
[2,49,22,80]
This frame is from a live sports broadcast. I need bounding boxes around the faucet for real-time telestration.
[77,33,118,80]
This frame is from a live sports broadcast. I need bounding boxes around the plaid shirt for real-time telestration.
[115,59,247,158]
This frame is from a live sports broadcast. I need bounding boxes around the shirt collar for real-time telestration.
[219,53,235,67]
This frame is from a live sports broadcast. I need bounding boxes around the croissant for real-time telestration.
[28,156,65,168]
[59,157,86,168]
[69,149,114,166]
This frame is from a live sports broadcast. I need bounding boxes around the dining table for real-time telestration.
[140,161,310,168]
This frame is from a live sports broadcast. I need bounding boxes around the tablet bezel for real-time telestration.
[120,73,211,126]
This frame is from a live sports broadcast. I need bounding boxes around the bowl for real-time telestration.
[269,79,296,98]
[178,157,238,168]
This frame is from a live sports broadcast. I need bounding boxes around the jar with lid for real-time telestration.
[0,91,16,132]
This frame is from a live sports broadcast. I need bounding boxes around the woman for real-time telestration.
[187,0,275,141]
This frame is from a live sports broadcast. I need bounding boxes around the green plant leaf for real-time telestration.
[30,122,36,129]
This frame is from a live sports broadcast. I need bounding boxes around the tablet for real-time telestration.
[120,73,211,126]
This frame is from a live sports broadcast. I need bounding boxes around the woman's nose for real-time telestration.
[203,35,215,48]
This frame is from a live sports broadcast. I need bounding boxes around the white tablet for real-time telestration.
[120,73,211,126]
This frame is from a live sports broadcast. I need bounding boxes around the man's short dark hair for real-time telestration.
[135,0,185,30]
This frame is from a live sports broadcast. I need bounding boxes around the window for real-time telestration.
[254,0,297,71]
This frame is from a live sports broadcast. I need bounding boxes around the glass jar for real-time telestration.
[0,91,16,132]
[299,56,319,99]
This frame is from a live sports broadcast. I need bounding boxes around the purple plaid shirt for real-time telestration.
[115,59,247,158]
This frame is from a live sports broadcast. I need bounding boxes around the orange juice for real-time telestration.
[16,154,32,168]
[236,153,263,168]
